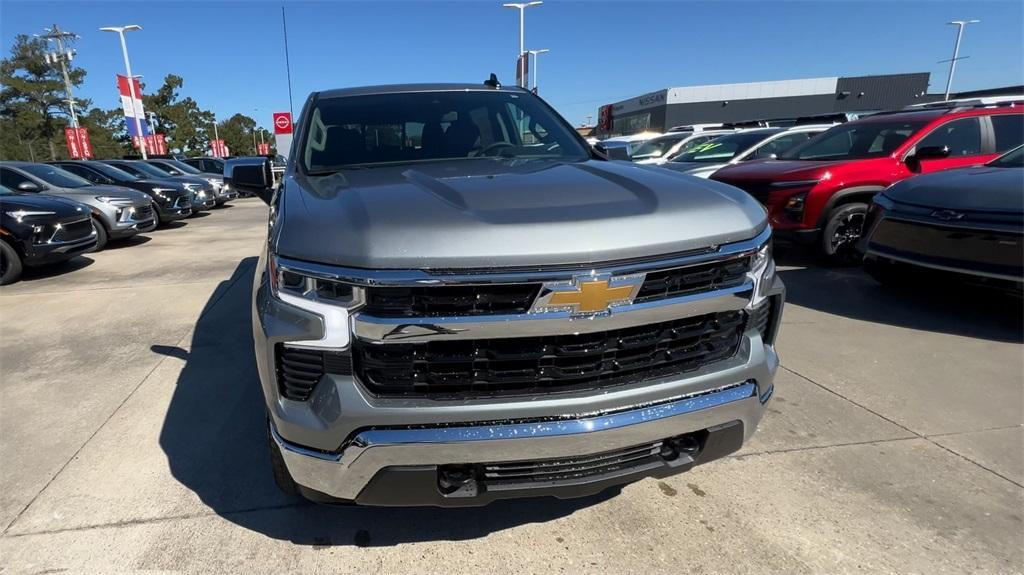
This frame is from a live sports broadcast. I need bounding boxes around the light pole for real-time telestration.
[100,25,147,159]
[943,19,980,101]
[38,25,80,130]
[526,48,549,92]
[502,2,542,88]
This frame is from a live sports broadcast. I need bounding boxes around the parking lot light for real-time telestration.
[502,2,542,88]
[99,25,147,159]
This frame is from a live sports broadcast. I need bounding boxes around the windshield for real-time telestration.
[19,164,92,188]
[671,131,781,163]
[988,146,1023,168]
[633,135,687,159]
[780,120,928,161]
[163,160,203,174]
[302,90,589,173]
[88,162,140,181]
[123,161,178,179]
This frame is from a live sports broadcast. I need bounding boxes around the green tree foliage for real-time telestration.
[217,113,259,156]
[142,74,216,154]
[79,107,132,159]
[0,34,89,160]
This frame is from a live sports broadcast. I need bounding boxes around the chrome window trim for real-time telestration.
[353,282,753,342]
[275,226,771,287]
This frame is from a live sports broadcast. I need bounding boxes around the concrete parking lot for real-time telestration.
[1,198,1021,574]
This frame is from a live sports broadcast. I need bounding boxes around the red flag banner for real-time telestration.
[77,128,92,158]
[64,128,82,159]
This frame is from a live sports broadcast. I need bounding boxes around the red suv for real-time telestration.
[711,102,1023,262]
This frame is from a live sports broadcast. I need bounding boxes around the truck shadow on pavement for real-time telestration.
[775,247,1022,344]
[157,258,617,547]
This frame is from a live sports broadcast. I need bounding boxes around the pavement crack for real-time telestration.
[779,365,1024,489]
[3,502,309,539]
[730,435,920,459]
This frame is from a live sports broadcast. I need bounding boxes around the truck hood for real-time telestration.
[276,159,767,269]
[885,166,1024,213]
[712,159,847,182]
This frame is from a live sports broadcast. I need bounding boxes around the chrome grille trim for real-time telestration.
[276,226,770,287]
[352,282,753,342]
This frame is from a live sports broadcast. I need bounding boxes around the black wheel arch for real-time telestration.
[816,185,886,228]
[0,232,26,258]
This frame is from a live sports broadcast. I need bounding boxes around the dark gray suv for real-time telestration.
[230,82,784,507]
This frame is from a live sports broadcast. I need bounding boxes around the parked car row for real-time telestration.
[709,98,1023,262]
[0,157,243,285]
[593,97,1022,288]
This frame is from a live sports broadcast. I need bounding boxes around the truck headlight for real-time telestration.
[267,254,364,350]
[748,237,775,305]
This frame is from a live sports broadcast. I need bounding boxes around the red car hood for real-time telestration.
[712,159,850,183]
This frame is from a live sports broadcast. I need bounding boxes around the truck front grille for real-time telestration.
[361,256,751,318]
[353,310,746,397]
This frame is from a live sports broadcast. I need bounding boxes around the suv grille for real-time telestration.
[353,310,746,397]
[275,345,352,401]
[362,256,751,318]
[53,218,93,242]
[132,204,154,221]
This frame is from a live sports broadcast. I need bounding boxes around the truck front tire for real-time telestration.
[267,420,300,496]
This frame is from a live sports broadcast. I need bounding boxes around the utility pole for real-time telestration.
[502,2,542,88]
[100,25,147,159]
[39,25,80,129]
[942,20,980,101]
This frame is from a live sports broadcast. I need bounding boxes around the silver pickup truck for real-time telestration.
[229,81,784,507]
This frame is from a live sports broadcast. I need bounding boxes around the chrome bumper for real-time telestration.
[271,331,777,502]
[273,378,770,502]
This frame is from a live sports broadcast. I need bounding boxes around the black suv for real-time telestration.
[49,160,193,226]
[181,157,225,174]
[0,184,97,284]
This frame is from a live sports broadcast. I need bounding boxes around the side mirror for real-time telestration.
[905,145,950,172]
[595,142,631,161]
[226,158,274,205]
[17,181,40,192]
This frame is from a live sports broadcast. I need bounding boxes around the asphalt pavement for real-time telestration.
[1,198,1021,574]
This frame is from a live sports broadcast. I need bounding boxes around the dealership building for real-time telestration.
[597,72,931,135]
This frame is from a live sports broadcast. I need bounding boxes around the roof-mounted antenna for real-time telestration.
[484,73,501,89]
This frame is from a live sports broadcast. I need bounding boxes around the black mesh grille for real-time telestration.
[133,204,154,221]
[53,219,93,242]
[364,284,541,318]
[353,310,746,397]
[362,257,751,318]
[634,256,749,303]
[275,345,352,401]
[481,441,663,486]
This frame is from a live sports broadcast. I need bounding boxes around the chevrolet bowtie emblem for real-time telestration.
[530,273,646,317]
